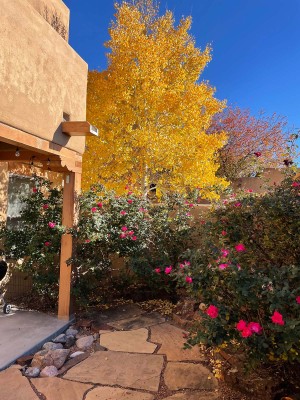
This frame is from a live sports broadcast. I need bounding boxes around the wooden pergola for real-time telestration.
[0,121,97,320]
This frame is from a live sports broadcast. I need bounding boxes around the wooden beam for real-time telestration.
[58,172,81,320]
[62,121,98,137]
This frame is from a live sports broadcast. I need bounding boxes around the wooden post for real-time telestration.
[58,171,81,320]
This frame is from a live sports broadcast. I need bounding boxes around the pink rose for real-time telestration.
[292,182,300,187]
[131,236,137,241]
[44,241,51,247]
[165,266,172,274]
[121,226,128,232]
[127,191,133,195]
[223,200,228,205]
[127,199,133,204]
[185,276,193,284]
[32,187,38,193]
[120,210,127,215]
[85,239,91,243]
[221,230,227,236]
[236,320,247,331]
[128,230,134,236]
[254,152,262,157]
[119,233,127,239]
[241,327,253,338]
[42,204,49,210]
[189,203,194,208]
[246,189,253,193]
[235,243,246,252]
[154,268,161,274]
[91,207,97,213]
[221,249,230,257]
[48,222,56,229]
[248,322,262,334]
[234,202,242,207]
[296,296,300,304]
[206,305,219,319]
[186,212,191,217]
[179,263,185,269]
[271,311,284,326]
[97,202,103,208]
[219,263,229,270]
[184,261,191,266]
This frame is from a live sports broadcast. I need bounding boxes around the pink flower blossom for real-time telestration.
[120,210,127,215]
[219,263,229,270]
[91,207,97,213]
[179,263,185,269]
[44,241,51,247]
[119,233,127,239]
[292,182,300,187]
[234,202,242,207]
[223,200,228,205]
[235,243,246,252]
[154,268,161,274]
[85,239,91,243]
[186,212,191,217]
[127,191,133,195]
[221,249,230,257]
[48,222,56,229]
[248,322,262,334]
[185,276,193,284]
[206,305,219,319]
[236,320,247,331]
[128,230,134,236]
[139,207,147,212]
[131,236,137,241]
[246,189,253,193]
[189,203,194,208]
[42,204,49,210]
[241,327,253,338]
[296,296,300,304]
[32,187,38,193]
[254,152,262,157]
[221,230,227,236]
[271,311,285,326]
[184,261,191,266]
[237,264,241,270]
[127,199,133,204]
[165,266,172,274]
[121,226,128,232]
[97,202,103,208]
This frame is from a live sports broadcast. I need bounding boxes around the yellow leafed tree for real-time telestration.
[83,0,228,198]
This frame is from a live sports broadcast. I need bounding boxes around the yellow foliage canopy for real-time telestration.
[83,0,228,198]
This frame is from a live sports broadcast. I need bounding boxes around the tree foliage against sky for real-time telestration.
[209,107,291,180]
[83,0,228,198]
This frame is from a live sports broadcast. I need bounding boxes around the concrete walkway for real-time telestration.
[0,308,71,371]
[0,305,220,399]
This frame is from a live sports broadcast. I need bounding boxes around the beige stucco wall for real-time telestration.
[0,0,87,155]
[232,168,285,193]
[26,0,70,40]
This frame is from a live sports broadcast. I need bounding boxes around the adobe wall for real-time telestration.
[0,0,87,155]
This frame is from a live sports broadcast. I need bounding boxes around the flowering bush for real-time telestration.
[186,175,300,367]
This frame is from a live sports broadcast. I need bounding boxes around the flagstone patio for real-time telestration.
[0,305,220,399]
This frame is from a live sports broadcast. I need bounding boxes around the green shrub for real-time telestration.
[185,175,300,367]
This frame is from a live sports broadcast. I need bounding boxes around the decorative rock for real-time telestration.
[100,328,157,353]
[65,328,78,336]
[70,351,85,358]
[31,350,51,369]
[150,323,203,361]
[49,349,70,369]
[164,362,218,391]
[63,351,164,391]
[43,342,63,351]
[57,353,90,376]
[93,342,107,352]
[16,355,34,366]
[32,377,92,400]
[76,335,94,350]
[108,312,165,330]
[93,333,100,340]
[65,335,76,348]
[53,334,67,343]
[40,365,58,377]
[86,386,155,400]
[0,367,38,400]
[24,367,40,378]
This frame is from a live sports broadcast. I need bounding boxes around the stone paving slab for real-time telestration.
[150,323,204,361]
[100,328,157,353]
[0,367,38,400]
[163,392,220,400]
[108,312,165,330]
[86,386,155,400]
[32,377,92,400]
[63,350,164,391]
[164,362,218,391]
[93,304,144,324]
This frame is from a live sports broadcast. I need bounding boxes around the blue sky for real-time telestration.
[64,0,300,131]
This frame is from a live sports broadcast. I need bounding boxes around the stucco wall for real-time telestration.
[26,0,70,40]
[0,0,88,154]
